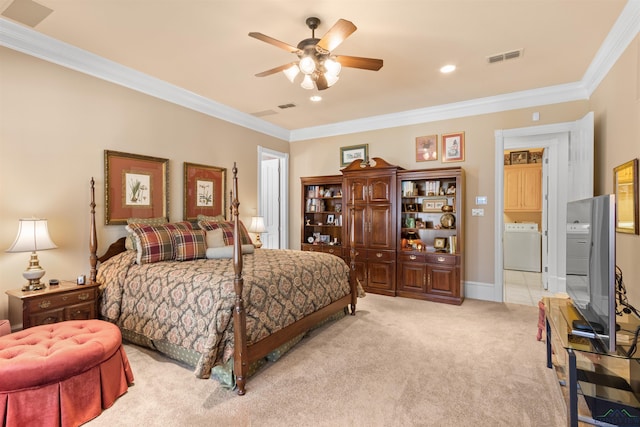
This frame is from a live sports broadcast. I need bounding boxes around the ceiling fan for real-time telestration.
[249,17,383,91]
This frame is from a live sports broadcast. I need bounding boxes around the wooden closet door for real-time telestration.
[368,205,393,249]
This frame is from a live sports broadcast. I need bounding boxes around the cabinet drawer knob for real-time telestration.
[376,252,383,258]
[62,296,69,301]
[328,249,335,254]
[39,300,51,309]
[437,256,446,262]
[409,255,417,260]
[78,293,90,301]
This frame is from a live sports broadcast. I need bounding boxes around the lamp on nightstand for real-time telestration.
[6,218,58,291]
[248,216,266,249]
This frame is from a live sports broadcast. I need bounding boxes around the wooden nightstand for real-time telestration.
[6,281,99,329]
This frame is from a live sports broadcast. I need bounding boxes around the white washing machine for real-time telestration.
[504,223,541,272]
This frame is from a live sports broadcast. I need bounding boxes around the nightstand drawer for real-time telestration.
[29,288,97,314]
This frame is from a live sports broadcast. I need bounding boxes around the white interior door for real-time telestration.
[258,147,289,249]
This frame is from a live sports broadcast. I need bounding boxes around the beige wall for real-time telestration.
[589,34,640,307]
[0,47,288,318]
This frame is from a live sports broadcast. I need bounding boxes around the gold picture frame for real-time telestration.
[104,150,169,225]
[442,132,465,163]
[614,158,639,235]
[416,135,438,162]
[183,162,227,222]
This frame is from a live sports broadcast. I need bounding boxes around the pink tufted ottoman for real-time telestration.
[0,320,134,427]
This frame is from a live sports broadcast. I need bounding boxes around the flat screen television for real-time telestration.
[566,194,616,353]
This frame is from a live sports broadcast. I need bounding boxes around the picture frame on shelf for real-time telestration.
[415,134,438,162]
[434,237,447,251]
[326,214,335,225]
[183,162,226,222]
[340,144,369,167]
[510,150,529,165]
[319,234,331,244]
[529,150,543,164]
[422,198,448,212]
[614,158,639,235]
[104,150,169,225]
[441,132,465,163]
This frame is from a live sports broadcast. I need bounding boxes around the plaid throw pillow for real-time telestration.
[128,222,193,264]
[197,220,253,246]
[172,229,206,261]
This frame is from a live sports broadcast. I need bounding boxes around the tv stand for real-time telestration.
[544,297,640,426]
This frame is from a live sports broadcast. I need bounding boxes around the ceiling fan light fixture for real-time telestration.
[283,64,300,83]
[324,72,339,87]
[324,57,341,75]
[300,74,315,90]
[299,56,316,75]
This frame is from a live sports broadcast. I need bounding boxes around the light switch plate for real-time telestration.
[475,196,487,205]
[472,209,484,216]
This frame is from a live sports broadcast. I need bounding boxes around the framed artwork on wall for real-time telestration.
[104,150,169,225]
[510,150,529,165]
[183,162,227,221]
[340,144,369,167]
[441,132,465,163]
[614,158,639,235]
[415,134,438,162]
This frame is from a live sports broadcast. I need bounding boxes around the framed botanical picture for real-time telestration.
[614,158,639,235]
[104,150,169,225]
[510,150,529,165]
[442,132,465,162]
[183,162,227,222]
[415,134,438,162]
[340,144,369,167]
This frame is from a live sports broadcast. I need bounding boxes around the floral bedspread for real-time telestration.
[97,249,351,378]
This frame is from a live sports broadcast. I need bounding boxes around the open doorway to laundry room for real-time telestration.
[494,113,594,307]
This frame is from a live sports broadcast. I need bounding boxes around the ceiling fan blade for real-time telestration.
[248,32,301,54]
[255,63,297,77]
[336,55,383,71]
[316,19,357,52]
[316,74,329,91]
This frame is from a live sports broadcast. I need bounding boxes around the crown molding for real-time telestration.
[2,1,638,143]
[0,18,290,141]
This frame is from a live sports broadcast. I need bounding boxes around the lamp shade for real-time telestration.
[248,216,266,233]
[6,218,57,253]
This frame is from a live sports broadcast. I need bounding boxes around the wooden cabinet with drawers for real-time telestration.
[6,281,99,329]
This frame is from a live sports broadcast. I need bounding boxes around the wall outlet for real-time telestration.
[472,208,484,216]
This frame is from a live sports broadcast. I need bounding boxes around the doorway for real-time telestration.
[494,113,594,304]
[257,147,289,249]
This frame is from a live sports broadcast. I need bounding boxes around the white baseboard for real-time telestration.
[464,281,502,302]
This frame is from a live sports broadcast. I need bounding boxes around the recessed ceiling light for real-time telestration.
[310,95,322,102]
[440,64,456,74]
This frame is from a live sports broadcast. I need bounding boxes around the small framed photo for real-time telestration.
[415,135,438,162]
[510,150,529,165]
[404,203,418,212]
[326,214,335,225]
[335,203,342,213]
[104,150,169,225]
[312,232,321,242]
[434,237,447,251]
[340,144,369,167]
[422,198,448,212]
[319,234,331,244]
[529,150,543,163]
[442,132,465,163]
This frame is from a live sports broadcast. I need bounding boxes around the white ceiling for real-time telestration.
[1,0,636,140]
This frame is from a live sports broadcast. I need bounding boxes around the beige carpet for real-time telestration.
[87,294,566,426]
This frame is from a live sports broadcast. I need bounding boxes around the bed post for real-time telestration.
[349,183,357,314]
[89,177,98,284]
[231,163,248,395]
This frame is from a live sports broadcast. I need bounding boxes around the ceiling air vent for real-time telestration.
[251,110,277,117]
[277,103,297,109]
[487,49,524,64]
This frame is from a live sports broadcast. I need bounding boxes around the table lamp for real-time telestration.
[6,218,58,291]
[248,216,266,249]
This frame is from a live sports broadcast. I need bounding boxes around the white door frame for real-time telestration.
[257,146,289,249]
[494,113,593,302]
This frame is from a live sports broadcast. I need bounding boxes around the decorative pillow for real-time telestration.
[205,244,255,259]
[206,229,226,248]
[172,229,207,261]
[127,222,192,264]
[197,220,253,246]
[125,217,169,251]
[196,214,226,222]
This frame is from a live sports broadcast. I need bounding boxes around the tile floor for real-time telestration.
[504,269,554,306]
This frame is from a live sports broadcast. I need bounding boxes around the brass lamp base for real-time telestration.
[253,234,263,249]
[22,279,46,292]
[21,252,46,291]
